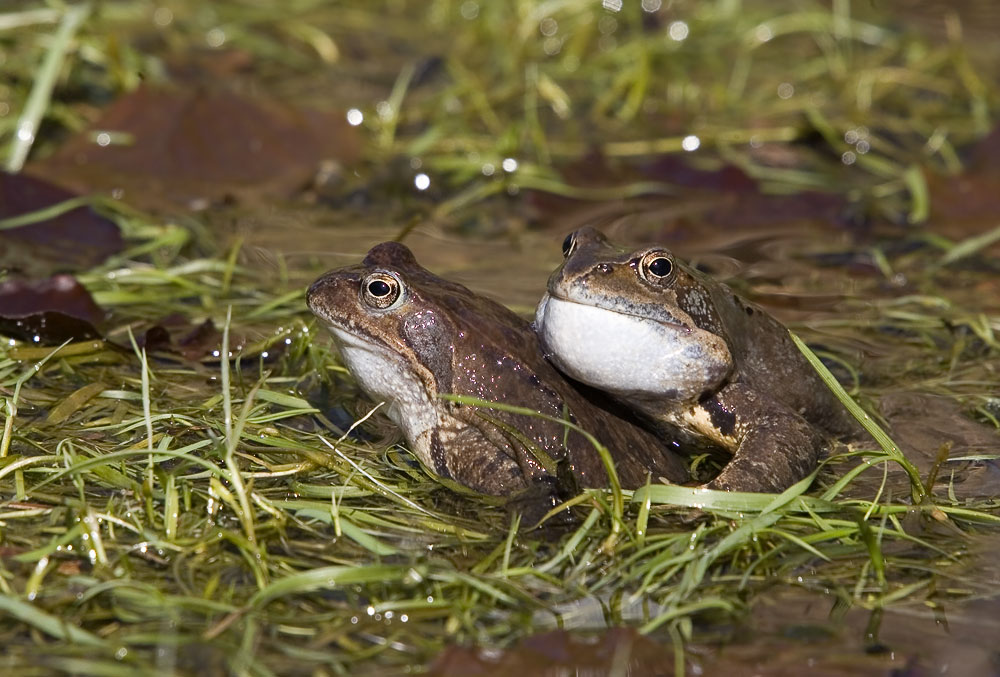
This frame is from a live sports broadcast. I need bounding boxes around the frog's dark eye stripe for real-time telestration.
[561,232,577,258]
[638,250,675,283]
[361,272,403,309]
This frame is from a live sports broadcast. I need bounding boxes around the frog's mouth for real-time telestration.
[322,321,377,350]
[542,291,690,332]
[319,321,442,449]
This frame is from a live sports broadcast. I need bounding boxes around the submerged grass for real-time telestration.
[1,0,999,674]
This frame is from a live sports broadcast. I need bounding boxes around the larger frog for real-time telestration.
[306,241,687,498]
[534,226,860,493]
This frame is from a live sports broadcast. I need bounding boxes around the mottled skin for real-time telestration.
[306,241,687,497]
[535,227,859,493]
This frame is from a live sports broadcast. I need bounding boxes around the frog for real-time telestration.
[306,241,688,499]
[534,226,860,493]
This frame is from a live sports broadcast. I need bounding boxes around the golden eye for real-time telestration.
[361,272,403,309]
[639,251,674,282]
[561,232,577,258]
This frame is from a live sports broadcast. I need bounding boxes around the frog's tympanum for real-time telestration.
[535,227,859,493]
[307,242,687,498]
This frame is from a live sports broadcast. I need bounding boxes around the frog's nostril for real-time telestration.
[597,263,613,274]
[306,278,327,303]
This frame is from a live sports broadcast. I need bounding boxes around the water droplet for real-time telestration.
[205,27,226,48]
[681,135,700,151]
[460,1,479,20]
[16,121,35,142]
[153,8,173,27]
[668,21,689,41]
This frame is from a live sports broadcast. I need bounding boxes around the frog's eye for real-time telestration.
[561,232,577,258]
[361,272,404,310]
[639,251,675,282]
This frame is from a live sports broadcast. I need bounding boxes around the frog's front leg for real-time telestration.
[695,383,826,493]
[430,423,529,495]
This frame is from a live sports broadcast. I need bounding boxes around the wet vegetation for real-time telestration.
[1,1,999,674]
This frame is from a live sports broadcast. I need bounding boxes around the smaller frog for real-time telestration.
[535,227,859,493]
[306,242,687,498]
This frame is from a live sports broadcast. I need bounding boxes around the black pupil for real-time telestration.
[648,257,672,277]
[368,280,392,297]
[561,233,574,257]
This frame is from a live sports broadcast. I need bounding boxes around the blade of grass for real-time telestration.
[0,196,94,230]
[0,593,106,647]
[790,332,924,502]
[250,564,415,608]
[5,3,91,171]
[937,222,1000,267]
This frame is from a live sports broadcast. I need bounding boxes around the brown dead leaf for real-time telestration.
[28,86,361,211]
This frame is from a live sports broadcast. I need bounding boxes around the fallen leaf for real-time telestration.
[0,274,104,344]
[0,172,123,276]
[527,151,851,241]
[28,86,361,211]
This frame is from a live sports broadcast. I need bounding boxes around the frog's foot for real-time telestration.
[704,402,826,493]
[437,424,528,496]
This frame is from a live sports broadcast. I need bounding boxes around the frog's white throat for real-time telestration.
[323,324,440,469]
[534,294,731,401]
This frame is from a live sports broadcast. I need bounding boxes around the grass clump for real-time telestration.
[1,228,998,673]
[1,0,999,674]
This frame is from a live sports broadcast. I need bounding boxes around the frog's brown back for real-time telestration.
[402,263,686,488]
[702,277,859,437]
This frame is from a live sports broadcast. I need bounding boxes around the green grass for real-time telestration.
[1,0,999,674]
[1,214,997,673]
